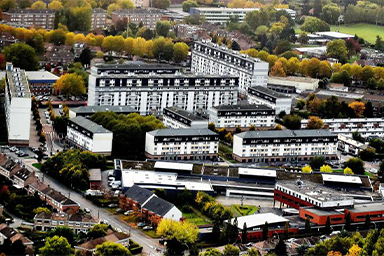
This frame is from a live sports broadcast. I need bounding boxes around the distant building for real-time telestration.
[34,212,98,234]
[12,167,37,189]
[3,9,55,30]
[111,8,168,30]
[69,105,137,118]
[0,32,18,47]
[208,104,275,129]
[268,76,319,93]
[163,106,208,129]
[91,8,107,30]
[133,0,150,7]
[0,224,34,255]
[26,71,59,96]
[233,129,338,163]
[4,63,31,145]
[67,116,113,156]
[328,83,348,92]
[293,46,327,56]
[300,118,384,138]
[44,44,74,67]
[247,86,292,115]
[145,128,219,160]
[314,31,353,40]
[191,40,269,93]
[337,134,368,156]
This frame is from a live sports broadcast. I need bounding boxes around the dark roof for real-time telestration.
[165,106,206,121]
[211,104,273,111]
[6,9,55,14]
[236,129,336,139]
[124,185,153,205]
[95,61,180,70]
[72,105,136,115]
[143,196,174,216]
[77,232,129,250]
[148,128,217,137]
[249,86,290,99]
[69,116,111,134]
[13,168,33,181]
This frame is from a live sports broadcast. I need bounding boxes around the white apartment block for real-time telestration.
[208,104,275,129]
[163,106,208,129]
[4,63,31,145]
[191,40,269,93]
[247,86,292,115]
[66,116,113,156]
[145,128,219,160]
[300,118,384,139]
[88,63,239,116]
[189,7,296,24]
[233,130,338,163]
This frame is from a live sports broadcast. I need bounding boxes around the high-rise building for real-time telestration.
[4,63,31,145]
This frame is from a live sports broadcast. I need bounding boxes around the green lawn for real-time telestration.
[331,23,384,44]
[231,205,258,216]
[182,207,212,226]
[32,163,42,170]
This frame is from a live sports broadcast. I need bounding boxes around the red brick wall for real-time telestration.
[274,190,313,210]
[299,208,345,225]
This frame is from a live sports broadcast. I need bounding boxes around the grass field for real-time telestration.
[331,23,384,44]
[32,163,42,170]
[231,204,258,216]
[182,207,212,226]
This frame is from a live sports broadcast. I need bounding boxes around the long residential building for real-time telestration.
[163,106,208,129]
[111,8,168,30]
[145,128,219,160]
[233,130,338,163]
[191,40,268,93]
[4,63,31,145]
[88,63,239,116]
[67,116,113,156]
[3,9,55,30]
[247,86,292,115]
[208,104,275,129]
[189,7,296,24]
[91,8,107,30]
[300,118,384,138]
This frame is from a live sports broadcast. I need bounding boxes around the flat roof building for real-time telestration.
[228,213,289,231]
[67,116,113,156]
[145,128,219,160]
[233,129,338,163]
[208,104,275,129]
[314,31,354,40]
[4,63,31,145]
[268,76,319,93]
[247,86,292,115]
[163,106,208,129]
[69,105,137,118]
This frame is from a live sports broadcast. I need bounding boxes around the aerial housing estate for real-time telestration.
[4,63,31,145]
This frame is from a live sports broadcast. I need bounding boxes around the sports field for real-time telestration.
[330,23,384,44]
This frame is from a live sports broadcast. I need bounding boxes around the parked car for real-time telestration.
[113,190,121,196]
[143,226,153,230]
[17,151,28,157]
[124,210,134,216]
[138,222,145,227]
[108,203,118,208]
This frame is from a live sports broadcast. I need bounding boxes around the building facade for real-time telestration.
[191,40,268,93]
[145,128,219,160]
[247,86,292,115]
[4,63,31,145]
[111,9,168,30]
[67,116,113,156]
[163,106,208,129]
[233,130,338,163]
[91,8,107,30]
[268,76,319,93]
[301,118,384,139]
[208,104,275,129]
[3,9,55,30]
[26,71,59,96]
[88,63,239,116]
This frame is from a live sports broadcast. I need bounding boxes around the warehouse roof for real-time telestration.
[71,105,136,115]
[348,202,384,213]
[322,174,362,185]
[238,168,276,178]
[228,213,288,230]
[248,86,290,99]
[154,161,193,172]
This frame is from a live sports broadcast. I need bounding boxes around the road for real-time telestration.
[21,158,162,255]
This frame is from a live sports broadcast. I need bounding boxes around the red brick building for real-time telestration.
[299,207,345,226]
[89,169,102,190]
[345,203,384,223]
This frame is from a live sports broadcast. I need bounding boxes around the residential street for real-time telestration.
[23,158,163,256]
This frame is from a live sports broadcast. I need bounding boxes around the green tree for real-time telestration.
[201,248,223,256]
[301,16,330,33]
[33,207,51,214]
[262,221,268,240]
[344,157,365,175]
[320,165,333,173]
[375,36,384,51]
[242,222,247,244]
[302,165,312,173]
[156,21,171,37]
[95,241,131,256]
[88,224,108,239]
[2,43,38,71]
[344,167,354,175]
[68,7,92,31]
[223,244,240,256]
[282,115,302,130]
[53,73,86,96]
[274,40,291,55]
[19,0,32,9]
[31,0,46,9]
[208,122,216,132]
[327,39,348,61]
[363,229,379,255]
[152,0,170,9]
[118,0,134,9]
[305,217,311,234]
[0,0,15,11]
[274,239,287,256]
[309,156,325,170]
[322,3,340,25]
[47,227,75,246]
[173,42,189,63]
[306,116,324,129]
[352,131,364,143]
[247,248,259,256]
[10,239,26,255]
[39,236,74,256]
[182,0,198,12]
[49,29,66,45]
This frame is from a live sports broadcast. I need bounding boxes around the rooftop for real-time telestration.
[25,71,59,81]
[211,104,273,112]
[154,161,193,172]
[293,46,327,53]
[112,8,165,14]
[238,168,276,178]
[348,202,384,213]
[276,180,353,202]
[71,105,136,115]
[228,213,288,230]
[148,128,217,137]
[6,8,55,14]
[69,116,111,134]
[95,72,238,79]
[236,129,336,139]
[76,232,129,251]
[302,207,344,216]
[142,196,175,216]
[315,31,354,38]
[322,173,362,185]
[164,106,206,121]
[249,86,290,99]
[123,185,154,205]
[268,76,319,83]
[94,61,180,70]
[191,7,259,12]
[89,169,102,182]
[6,65,31,98]
[315,89,364,100]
